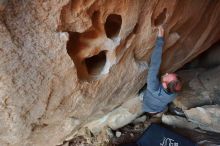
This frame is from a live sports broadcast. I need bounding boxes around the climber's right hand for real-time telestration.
[158,26,164,37]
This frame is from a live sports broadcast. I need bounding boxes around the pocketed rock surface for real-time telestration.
[0,0,220,145]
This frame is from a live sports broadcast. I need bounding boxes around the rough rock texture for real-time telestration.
[162,114,199,130]
[174,66,220,109]
[185,105,220,133]
[84,95,142,135]
[0,0,220,146]
[163,106,220,135]
[183,41,220,70]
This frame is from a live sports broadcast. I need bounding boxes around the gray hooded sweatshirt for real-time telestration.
[143,37,176,113]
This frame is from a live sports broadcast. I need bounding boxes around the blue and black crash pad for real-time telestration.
[121,123,198,146]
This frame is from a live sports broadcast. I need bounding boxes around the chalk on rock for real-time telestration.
[106,128,114,139]
[116,131,122,138]
[133,115,147,124]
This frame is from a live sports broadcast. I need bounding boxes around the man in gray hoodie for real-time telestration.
[143,26,182,114]
[120,27,183,146]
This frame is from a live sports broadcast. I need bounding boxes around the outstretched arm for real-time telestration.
[147,26,164,91]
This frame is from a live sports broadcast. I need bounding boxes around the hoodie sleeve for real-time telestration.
[147,37,164,91]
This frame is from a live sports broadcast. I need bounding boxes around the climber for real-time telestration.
[143,26,182,115]
[119,27,186,146]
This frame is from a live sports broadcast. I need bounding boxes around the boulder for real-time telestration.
[1,0,220,145]
[173,66,220,109]
[162,114,198,130]
[184,105,220,133]
[163,105,220,133]
[84,95,142,134]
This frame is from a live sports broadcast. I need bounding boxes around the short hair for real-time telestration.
[167,76,182,93]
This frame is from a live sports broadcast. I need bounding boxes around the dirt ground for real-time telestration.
[64,115,161,146]
[63,113,220,146]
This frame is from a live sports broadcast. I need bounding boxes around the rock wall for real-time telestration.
[0,0,220,145]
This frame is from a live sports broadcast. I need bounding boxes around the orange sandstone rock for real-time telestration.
[0,0,220,145]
